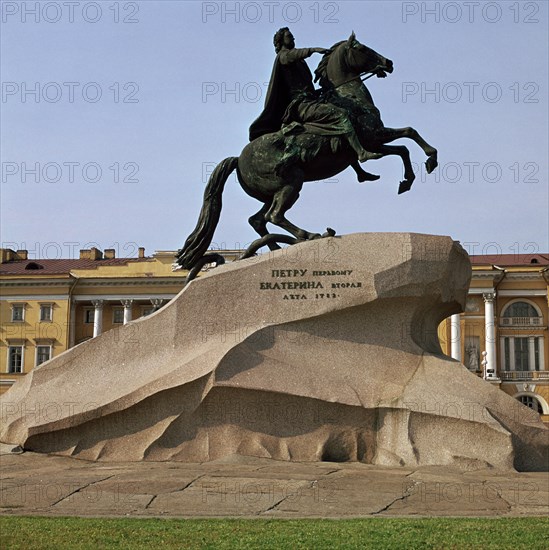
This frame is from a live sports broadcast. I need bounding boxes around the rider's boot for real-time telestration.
[346,131,382,163]
[346,132,381,181]
[351,161,380,182]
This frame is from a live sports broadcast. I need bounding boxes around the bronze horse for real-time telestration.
[177,33,438,270]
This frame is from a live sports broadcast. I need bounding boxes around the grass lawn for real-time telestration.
[1,517,548,549]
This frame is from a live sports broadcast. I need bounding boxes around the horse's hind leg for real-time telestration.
[249,202,281,251]
[266,177,321,241]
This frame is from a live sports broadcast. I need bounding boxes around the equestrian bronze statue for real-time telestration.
[177,30,438,271]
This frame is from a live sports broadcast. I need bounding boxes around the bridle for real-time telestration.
[332,64,387,90]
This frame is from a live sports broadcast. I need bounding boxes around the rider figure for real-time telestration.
[249,28,379,182]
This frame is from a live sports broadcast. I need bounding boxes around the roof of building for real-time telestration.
[469,254,549,267]
[0,258,153,275]
[1,252,547,275]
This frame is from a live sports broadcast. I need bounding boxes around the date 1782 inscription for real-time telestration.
[259,269,363,301]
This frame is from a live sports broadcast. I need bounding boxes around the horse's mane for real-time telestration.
[314,40,346,89]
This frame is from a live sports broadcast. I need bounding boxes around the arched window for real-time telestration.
[503,301,538,318]
[501,301,542,327]
[518,395,543,414]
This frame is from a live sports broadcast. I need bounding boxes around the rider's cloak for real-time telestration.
[249,53,293,142]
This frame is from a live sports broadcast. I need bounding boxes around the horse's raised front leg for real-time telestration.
[376,144,415,194]
[379,127,438,174]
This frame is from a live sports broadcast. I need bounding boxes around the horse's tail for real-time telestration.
[176,156,238,269]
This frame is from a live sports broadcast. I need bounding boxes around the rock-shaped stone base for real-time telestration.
[1,234,547,471]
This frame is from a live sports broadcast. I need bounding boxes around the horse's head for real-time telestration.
[314,32,393,90]
[345,32,393,78]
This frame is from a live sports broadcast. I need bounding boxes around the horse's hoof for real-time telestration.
[398,180,413,194]
[426,155,438,174]
[322,228,336,237]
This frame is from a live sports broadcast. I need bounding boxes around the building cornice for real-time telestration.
[75,277,186,287]
[73,293,177,302]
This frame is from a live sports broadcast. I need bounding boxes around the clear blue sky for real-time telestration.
[1,0,547,259]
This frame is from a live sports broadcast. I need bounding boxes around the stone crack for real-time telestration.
[481,479,513,513]
[175,473,207,493]
[49,474,116,508]
[260,479,318,515]
[145,494,157,509]
[371,478,420,515]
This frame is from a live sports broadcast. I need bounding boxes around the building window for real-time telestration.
[40,304,52,322]
[514,338,529,371]
[112,308,124,324]
[84,309,94,324]
[8,346,23,373]
[141,307,154,317]
[501,301,542,326]
[518,395,543,414]
[502,336,543,371]
[534,338,540,369]
[36,345,51,366]
[11,305,25,322]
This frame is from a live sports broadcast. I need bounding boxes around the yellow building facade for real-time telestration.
[1,247,193,394]
[0,246,244,395]
[439,253,549,423]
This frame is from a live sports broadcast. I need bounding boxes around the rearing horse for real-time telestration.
[177,33,438,270]
[315,32,438,192]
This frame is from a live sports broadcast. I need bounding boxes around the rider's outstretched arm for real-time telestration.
[279,47,326,64]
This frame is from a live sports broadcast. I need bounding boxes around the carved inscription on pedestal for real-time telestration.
[259,269,363,301]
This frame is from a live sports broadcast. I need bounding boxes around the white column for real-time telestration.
[483,292,497,379]
[69,301,76,348]
[450,314,462,361]
[528,337,536,371]
[92,300,104,338]
[509,338,515,370]
[121,299,133,325]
